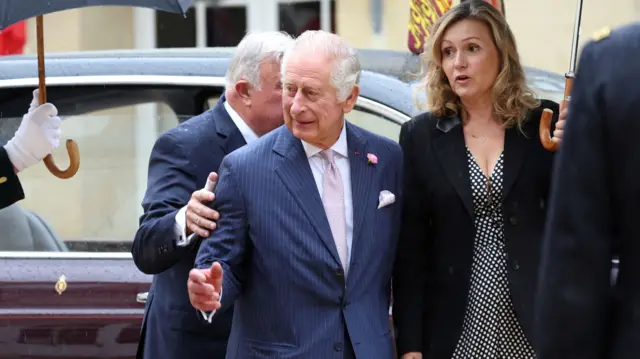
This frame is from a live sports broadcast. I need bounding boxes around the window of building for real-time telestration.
[155,0,337,49]
[206,6,247,47]
[278,1,336,36]
[156,8,196,48]
[156,4,248,48]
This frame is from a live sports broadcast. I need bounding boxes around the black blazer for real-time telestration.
[534,24,640,359]
[0,146,24,210]
[392,100,559,358]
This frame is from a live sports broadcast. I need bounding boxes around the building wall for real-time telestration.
[337,0,640,74]
[24,7,134,53]
[22,1,639,76]
[507,0,637,73]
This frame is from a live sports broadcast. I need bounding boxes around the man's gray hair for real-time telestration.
[225,31,293,90]
[281,30,361,102]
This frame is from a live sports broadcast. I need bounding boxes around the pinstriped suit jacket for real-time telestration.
[195,122,403,359]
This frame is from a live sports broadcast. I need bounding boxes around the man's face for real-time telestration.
[282,53,357,149]
[248,59,284,136]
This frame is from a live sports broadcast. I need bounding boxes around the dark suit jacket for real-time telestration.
[131,96,243,359]
[534,24,640,359]
[0,146,24,209]
[195,123,403,359]
[392,101,559,358]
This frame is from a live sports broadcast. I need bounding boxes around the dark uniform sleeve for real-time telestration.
[533,36,614,359]
[0,146,25,210]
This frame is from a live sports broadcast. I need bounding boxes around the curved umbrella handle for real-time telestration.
[539,72,574,152]
[37,15,80,179]
[43,140,80,179]
[539,109,559,152]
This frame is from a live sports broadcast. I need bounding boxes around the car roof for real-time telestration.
[0,48,566,116]
[0,47,421,80]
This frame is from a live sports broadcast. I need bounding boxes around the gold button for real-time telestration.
[0,177,7,184]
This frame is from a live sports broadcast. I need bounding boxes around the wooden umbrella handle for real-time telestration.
[36,15,80,179]
[539,72,574,152]
[44,140,81,179]
[539,109,558,152]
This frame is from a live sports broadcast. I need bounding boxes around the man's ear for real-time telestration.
[341,84,360,114]
[234,80,252,106]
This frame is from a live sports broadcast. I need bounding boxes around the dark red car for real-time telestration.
[0,48,568,358]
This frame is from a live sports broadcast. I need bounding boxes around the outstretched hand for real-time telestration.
[188,262,224,312]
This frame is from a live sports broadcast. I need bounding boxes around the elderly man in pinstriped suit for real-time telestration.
[187,30,403,359]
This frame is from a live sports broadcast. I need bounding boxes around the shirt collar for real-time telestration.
[224,100,259,144]
[301,121,348,159]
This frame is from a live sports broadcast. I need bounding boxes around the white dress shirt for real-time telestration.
[173,101,258,246]
[201,122,354,323]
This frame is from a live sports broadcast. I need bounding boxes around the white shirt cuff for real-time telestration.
[200,309,216,323]
[199,290,222,323]
[174,205,196,247]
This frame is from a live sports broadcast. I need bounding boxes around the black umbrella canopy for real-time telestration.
[0,0,192,29]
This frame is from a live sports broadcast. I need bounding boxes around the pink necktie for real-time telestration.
[321,149,348,271]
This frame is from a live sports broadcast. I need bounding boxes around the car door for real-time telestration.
[0,253,150,358]
[0,82,220,359]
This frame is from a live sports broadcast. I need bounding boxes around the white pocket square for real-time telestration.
[377,190,396,209]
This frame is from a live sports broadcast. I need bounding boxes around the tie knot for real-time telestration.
[321,149,335,164]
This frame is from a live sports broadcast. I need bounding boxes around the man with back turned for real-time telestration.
[534,23,640,359]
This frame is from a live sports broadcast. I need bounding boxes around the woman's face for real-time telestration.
[440,19,500,102]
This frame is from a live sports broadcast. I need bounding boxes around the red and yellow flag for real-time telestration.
[407,0,453,55]
[407,0,505,55]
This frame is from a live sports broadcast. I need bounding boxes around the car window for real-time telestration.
[0,102,184,253]
[349,107,401,142]
[527,75,565,104]
[206,95,220,110]
[531,85,564,104]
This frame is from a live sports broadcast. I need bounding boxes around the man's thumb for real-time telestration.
[204,172,218,191]
[211,262,223,282]
[29,89,40,112]
[209,262,223,293]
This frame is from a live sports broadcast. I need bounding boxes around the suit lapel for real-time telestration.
[433,116,474,219]
[213,95,247,154]
[502,122,531,199]
[346,123,375,248]
[432,114,533,215]
[272,128,342,266]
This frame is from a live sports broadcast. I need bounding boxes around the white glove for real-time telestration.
[4,89,62,172]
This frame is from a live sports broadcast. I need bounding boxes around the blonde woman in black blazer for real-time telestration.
[392,1,567,358]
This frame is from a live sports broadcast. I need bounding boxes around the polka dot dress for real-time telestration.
[451,148,536,359]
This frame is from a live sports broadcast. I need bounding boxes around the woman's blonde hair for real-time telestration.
[421,0,539,128]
